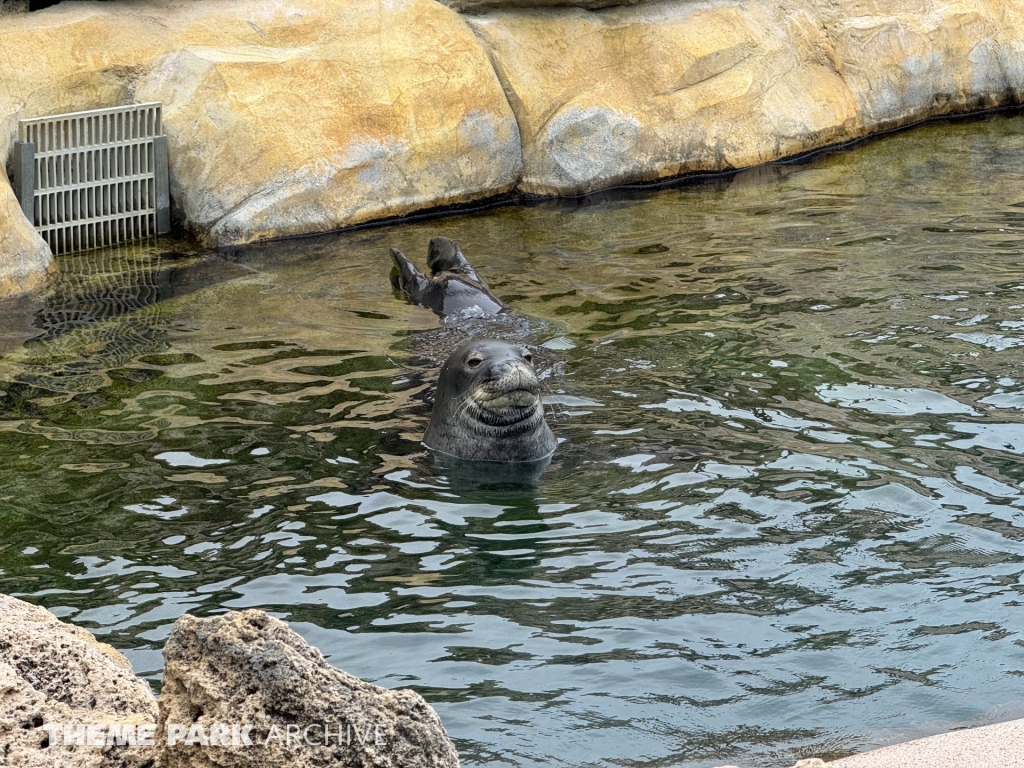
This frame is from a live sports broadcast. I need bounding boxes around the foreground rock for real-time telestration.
[0,594,157,768]
[468,0,1024,195]
[0,0,520,250]
[159,609,460,768]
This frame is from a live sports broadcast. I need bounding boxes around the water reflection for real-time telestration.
[2,113,1024,767]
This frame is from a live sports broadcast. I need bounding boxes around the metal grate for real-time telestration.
[11,103,171,255]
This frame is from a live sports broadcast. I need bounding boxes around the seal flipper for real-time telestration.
[390,247,431,302]
[427,237,485,283]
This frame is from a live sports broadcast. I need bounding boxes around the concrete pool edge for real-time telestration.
[825,718,1024,767]
[711,718,1024,767]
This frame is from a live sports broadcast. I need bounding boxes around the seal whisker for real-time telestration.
[539,379,568,422]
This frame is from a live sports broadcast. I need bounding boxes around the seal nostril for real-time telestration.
[486,362,509,379]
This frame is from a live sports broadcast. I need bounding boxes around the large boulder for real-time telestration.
[467,0,1024,195]
[0,0,521,249]
[158,609,460,768]
[0,594,157,768]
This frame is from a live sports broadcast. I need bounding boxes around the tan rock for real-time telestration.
[0,593,157,768]
[158,609,460,768]
[0,0,521,250]
[467,0,1024,195]
[3,0,1024,299]
[0,168,55,300]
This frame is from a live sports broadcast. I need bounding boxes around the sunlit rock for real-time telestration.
[158,609,460,768]
[0,169,55,300]
[2,0,1024,297]
[0,594,157,768]
[0,0,521,251]
[467,0,1024,195]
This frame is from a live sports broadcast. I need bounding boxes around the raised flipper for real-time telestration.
[390,239,504,317]
[390,247,432,303]
[426,237,488,286]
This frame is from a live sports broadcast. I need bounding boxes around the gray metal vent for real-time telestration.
[11,103,171,255]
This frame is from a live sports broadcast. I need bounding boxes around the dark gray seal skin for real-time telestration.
[390,237,504,317]
[424,339,557,463]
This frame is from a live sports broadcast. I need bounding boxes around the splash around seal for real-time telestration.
[424,340,557,463]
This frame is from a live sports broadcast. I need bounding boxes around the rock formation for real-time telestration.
[158,609,460,768]
[0,593,157,768]
[0,0,520,252]
[0,596,460,768]
[2,0,1024,297]
[466,0,1024,195]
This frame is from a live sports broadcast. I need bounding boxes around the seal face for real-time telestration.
[390,237,504,317]
[424,340,556,463]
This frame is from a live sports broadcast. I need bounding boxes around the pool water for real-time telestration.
[2,113,1024,767]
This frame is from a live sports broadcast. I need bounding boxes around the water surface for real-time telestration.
[2,114,1024,767]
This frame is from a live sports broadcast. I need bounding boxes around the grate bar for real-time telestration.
[34,173,156,195]
[33,138,157,159]
[13,103,170,255]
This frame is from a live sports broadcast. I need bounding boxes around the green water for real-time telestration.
[2,114,1024,767]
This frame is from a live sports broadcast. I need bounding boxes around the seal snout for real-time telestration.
[477,364,538,403]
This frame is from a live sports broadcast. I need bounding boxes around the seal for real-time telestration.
[424,340,556,463]
[390,237,504,317]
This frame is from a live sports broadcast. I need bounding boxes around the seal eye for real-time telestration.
[522,351,533,363]
[466,355,484,369]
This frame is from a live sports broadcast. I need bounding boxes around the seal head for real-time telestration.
[390,237,504,317]
[424,340,556,463]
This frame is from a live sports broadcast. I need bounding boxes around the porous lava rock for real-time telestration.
[158,609,460,768]
[0,593,157,768]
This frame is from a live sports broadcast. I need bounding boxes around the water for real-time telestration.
[2,113,1024,767]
